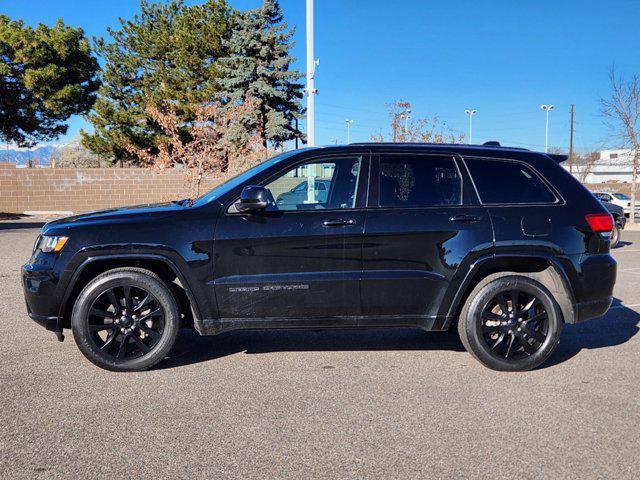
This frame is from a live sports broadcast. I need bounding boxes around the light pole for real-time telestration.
[540,104,554,152]
[404,109,411,137]
[345,119,354,144]
[464,109,477,144]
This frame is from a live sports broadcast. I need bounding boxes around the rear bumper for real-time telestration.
[574,297,613,323]
[569,253,616,323]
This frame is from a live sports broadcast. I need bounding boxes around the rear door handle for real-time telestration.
[449,214,481,223]
[323,218,355,227]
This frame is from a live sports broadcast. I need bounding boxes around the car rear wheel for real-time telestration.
[458,275,562,371]
[71,268,180,372]
[610,226,620,248]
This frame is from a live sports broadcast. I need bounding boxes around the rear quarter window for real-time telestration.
[465,158,557,204]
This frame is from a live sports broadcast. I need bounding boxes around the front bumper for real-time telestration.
[22,259,66,340]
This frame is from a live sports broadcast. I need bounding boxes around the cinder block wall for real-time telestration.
[0,163,222,214]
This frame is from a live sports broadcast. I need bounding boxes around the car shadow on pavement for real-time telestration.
[157,327,466,370]
[0,222,46,231]
[545,298,640,368]
[159,298,640,370]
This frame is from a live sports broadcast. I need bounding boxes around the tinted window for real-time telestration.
[379,155,461,207]
[466,159,556,204]
[264,156,362,211]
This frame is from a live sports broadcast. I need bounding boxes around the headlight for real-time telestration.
[37,235,69,253]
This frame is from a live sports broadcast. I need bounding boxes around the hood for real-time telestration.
[43,201,186,233]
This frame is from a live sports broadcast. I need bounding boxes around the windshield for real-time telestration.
[191,149,312,207]
[612,193,631,200]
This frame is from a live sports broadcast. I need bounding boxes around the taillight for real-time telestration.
[585,213,613,232]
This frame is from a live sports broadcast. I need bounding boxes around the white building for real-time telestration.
[564,149,637,183]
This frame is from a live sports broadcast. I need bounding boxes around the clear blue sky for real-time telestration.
[2,0,639,152]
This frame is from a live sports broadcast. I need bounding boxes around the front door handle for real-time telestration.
[323,218,355,227]
[449,214,481,223]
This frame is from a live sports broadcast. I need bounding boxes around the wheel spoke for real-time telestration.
[518,334,537,355]
[139,324,160,341]
[482,311,504,322]
[106,289,121,315]
[132,335,151,353]
[522,325,546,343]
[491,332,506,350]
[90,307,115,319]
[123,285,134,314]
[134,294,152,313]
[90,323,115,332]
[139,308,162,322]
[496,293,509,317]
[117,335,129,359]
[504,333,516,358]
[511,290,520,316]
[523,311,547,324]
[100,331,119,351]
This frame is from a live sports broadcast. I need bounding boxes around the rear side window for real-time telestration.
[466,159,556,204]
[379,155,461,207]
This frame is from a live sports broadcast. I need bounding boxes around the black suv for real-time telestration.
[22,143,617,372]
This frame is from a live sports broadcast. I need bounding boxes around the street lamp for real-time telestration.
[540,104,555,153]
[464,109,477,144]
[345,119,354,143]
[403,109,411,137]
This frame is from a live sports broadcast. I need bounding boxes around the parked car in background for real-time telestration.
[276,179,331,208]
[22,143,617,372]
[597,200,625,248]
[594,192,639,218]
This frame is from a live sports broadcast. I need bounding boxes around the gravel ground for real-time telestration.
[1,220,639,479]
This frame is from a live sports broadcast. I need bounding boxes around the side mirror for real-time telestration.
[237,185,269,212]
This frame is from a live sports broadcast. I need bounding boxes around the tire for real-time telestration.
[71,268,180,372]
[610,226,621,248]
[457,275,563,372]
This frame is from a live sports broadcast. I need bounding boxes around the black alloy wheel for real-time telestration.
[479,289,549,360]
[458,275,562,371]
[88,285,165,360]
[72,268,180,371]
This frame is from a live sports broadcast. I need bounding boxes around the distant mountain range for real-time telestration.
[0,145,62,166]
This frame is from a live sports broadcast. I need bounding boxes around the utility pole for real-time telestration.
[569,104,575,173]
[465,109,477,144]
[540,104,554,153]
[345,119,354,144]
[304,0,319,204]
[305,0,318,147]
[295,117,299,149]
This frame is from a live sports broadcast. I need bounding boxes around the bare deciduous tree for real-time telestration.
[126,100,268,198]
[371,101,465,144]
[601,68,640,223]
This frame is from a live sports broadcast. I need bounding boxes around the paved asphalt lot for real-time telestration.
[1,220,639,479]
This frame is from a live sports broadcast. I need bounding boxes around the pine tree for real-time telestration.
[81,0,231,162]
[0,15,99,146]
[218,0,304,148]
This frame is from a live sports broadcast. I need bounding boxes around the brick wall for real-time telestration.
[0,163,222,214]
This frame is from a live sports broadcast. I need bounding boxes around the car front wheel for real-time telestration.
[71,268,180,372]
[458,275,563,372]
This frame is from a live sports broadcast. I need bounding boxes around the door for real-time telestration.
[361,152,493,327]
[213,154,369,321]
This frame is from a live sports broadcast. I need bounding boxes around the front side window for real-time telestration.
[466,158,557,204]
[264,156,362,211]
[378,155,462,207]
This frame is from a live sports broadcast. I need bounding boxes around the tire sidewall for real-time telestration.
[72,271,180,372]
[462,276,563,372]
